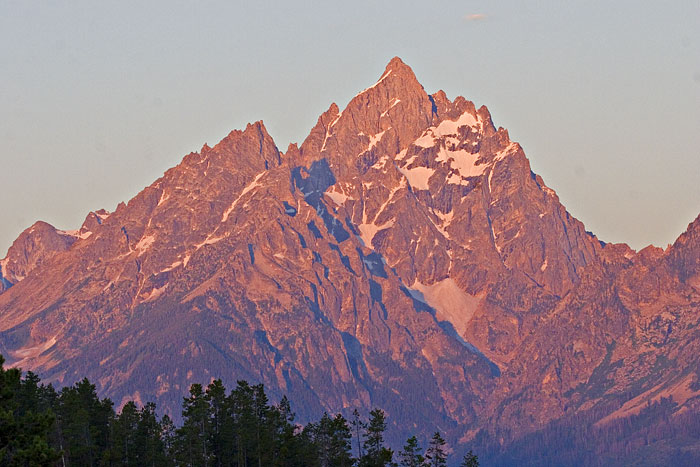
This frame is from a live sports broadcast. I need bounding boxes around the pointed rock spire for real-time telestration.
[301,57,437,160]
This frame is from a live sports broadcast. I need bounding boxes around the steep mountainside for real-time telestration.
[1,57,699,462]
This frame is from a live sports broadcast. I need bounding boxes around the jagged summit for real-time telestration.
[372,56,423,90]
[1,58,699,463]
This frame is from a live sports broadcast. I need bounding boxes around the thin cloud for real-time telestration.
[464,13,487,22]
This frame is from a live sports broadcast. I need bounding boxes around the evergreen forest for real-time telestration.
[0,355,479,466]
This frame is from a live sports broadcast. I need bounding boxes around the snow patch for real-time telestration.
[398,166,434,191]
[446,173,464,185]
[365,179,405,228]
[434,111,478,136]
[135,235,156,255]
[222,172,265,222]
[195,235,226,250]
[493,142,519,162]
[433,210,454,238]
[326,185,354,206]
[409,279,482,336]
[540,259,548,272]
[160,260,182,273]
[358,219,395,247]
[394,148,408,160]
[414,133,436,148]
[329,110,343,129]
[412,111,479,148]
[11,336,58,368]
[371,155,389,170]
[491,224,501,254]
[158,190,170,206]
[381,98,401,117]
[58,229,80,238]
[488,167,496,193]
[142,284,168,303]
[436,147,487,179]
[367,130,387,151]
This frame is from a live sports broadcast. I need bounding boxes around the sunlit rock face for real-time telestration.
[1,58,699,457]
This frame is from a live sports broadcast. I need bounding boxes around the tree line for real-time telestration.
[1,355,479,466]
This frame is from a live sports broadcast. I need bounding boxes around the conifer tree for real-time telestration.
[425,432,447,467]
[398,435,425,467]
[252,383,273,467]
[273,395,304,466]
[0,357,59,465]
[460,449,479,467]
[56,378,113,465]
[329,413,354,467]
[176,383,211,466]
[359,408,393,467]
[205,379,231,466]
[351,408,365,460]
[135,402,168,465]
[231,380,256,466]
[112,400,140,464]
[160,413,177,461]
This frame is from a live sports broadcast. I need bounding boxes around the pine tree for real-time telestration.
[359,408,393,467]
[252,383,273,467]
[351,409,365,460]
[314,412,334,466]
[135,402,168,465]
[230,380,256,466]
[0,357,59,465]
[272,395,304,466]
[112,400,140,464]
[425,432,447,467]
[205,379,231,466]
[55,378,113,465]
[176,383,212,466]
[460,449,479,467]
[160,413,177,461]
[398,435,425,467]
[329,414,354,467]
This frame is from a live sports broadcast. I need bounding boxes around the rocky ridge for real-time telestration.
[1,57,699,461]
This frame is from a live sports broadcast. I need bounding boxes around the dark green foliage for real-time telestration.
[309,412,354,467]
[175,383,211,465]
[398,435,425,467]
[359,408,393,467]
[460,449,479,467]
[0,355,60,466]
[425,432,447,467]
[55,378,113,465]
[0,353,482,466]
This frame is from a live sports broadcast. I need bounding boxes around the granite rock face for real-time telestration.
[1,58,699,454]
[0,221,79,292]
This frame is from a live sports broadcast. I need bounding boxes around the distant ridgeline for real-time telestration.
[0,355,479,466]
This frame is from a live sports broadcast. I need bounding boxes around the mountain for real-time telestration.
[1,57,699,463]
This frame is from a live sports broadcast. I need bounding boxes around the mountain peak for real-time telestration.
[384,56,413,75]
[369,56,421,92]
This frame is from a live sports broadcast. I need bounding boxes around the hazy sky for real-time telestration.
[2,0,699,254]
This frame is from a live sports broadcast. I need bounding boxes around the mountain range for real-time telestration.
[2,57,699,464]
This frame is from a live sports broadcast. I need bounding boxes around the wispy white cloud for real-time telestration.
[464,13,487,22]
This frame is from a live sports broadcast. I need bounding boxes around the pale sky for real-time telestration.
[2,0,699,254]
